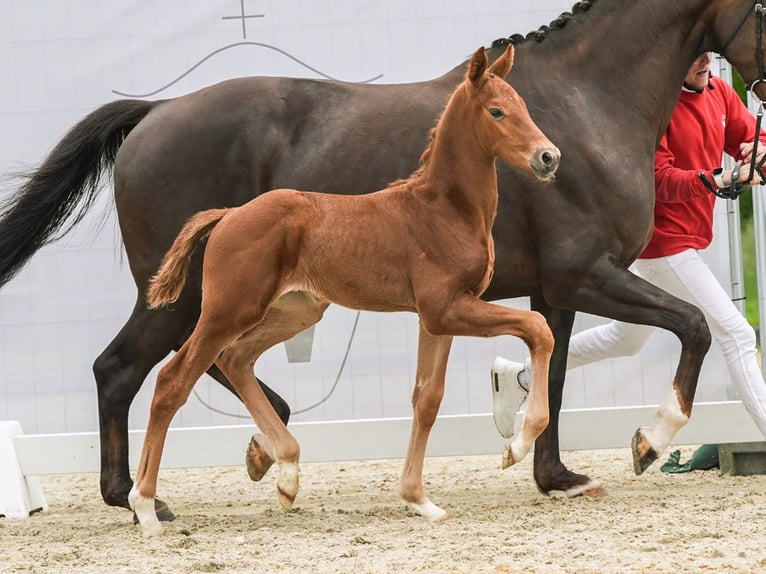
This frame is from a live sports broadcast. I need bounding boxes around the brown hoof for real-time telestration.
[564,479,607,499]
[501,445,516,469]
[631,427,658,475]
[246,433,275,482]
[132,498,176,524]
[583,483,608,498]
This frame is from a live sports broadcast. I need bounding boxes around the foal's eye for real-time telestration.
[489,107,504,120]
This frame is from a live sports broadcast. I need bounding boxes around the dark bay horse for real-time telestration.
[128,45,559,536]
[1,0,766,517]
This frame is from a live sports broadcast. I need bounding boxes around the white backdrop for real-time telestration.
[0,0,735,436]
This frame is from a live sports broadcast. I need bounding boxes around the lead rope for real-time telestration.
[192,310,361,419]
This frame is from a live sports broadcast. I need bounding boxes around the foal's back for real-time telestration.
[207,183,494,314]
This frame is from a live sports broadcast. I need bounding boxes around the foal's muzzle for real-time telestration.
[530,146,561,181]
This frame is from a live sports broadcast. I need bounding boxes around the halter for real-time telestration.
[715,1,766,199]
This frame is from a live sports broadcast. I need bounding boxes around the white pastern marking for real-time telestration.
[408,499,448,522]
[507,433,532,464]
[646,391,689,453]
[276,460,300,510]
[129,485,164,538]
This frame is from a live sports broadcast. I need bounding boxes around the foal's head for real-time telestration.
[464,45,560,182]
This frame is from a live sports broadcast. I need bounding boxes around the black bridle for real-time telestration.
[713,1,766,199]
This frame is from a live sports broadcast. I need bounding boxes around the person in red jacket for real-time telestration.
[491,52,766,440]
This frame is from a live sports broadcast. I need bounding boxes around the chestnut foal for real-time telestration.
[131,44,559,537]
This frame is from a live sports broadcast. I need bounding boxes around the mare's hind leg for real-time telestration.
[93,298,197,517]
[215,292,329,509]
[399,323,452,522]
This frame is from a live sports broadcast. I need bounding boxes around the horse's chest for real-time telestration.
[443,229,496,296]
[472,234,495,296]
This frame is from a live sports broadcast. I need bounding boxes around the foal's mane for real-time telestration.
[387,117,441,190]
[492,0,599,47]
[389,0,601,191]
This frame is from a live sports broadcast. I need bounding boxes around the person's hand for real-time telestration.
[720,162,764,187]
[739,141,766,166]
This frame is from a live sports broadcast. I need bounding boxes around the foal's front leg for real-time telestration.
[217,294,328,510]
[399,322,452,522]
[216,342,302,511]
[420,293,554,468]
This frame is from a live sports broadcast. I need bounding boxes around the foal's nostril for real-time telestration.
[533,148,560,179]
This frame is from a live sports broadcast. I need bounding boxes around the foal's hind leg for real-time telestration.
[399,323,452,522]
[130,329,235,537]
[93,295,291,517]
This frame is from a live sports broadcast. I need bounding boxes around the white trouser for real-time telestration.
[568,249,766,438]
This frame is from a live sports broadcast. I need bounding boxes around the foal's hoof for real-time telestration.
[132,498,176,525]
[564,480,607,498]
[246,433,275,482]
[501,444,518,469]
[276,463,299,510]
[408,500,449,523]
[631,427,658,475]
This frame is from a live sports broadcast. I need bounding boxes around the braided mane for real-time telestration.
[492,0,598,47]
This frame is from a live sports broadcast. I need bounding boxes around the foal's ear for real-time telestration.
[487,44,515,78]
[467,46,489,85]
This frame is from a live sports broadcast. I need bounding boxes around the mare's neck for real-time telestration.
[482,0,715,144]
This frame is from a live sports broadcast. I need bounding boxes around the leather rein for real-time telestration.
[711,1,766,199]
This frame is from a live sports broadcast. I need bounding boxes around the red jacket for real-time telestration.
[641,76,761,259]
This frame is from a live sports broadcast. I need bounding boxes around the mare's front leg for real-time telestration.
[542,260,710,485]
[529,298,605,497]
[400,323,452,522]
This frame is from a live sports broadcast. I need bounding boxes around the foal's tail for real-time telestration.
[0,99,162,288]
[146,209,230,309]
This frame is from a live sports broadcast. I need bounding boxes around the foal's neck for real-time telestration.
[412,89,498,226]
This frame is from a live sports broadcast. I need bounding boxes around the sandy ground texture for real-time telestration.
[2,446,766,574]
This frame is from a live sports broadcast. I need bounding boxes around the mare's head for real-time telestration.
[465,45,560,182]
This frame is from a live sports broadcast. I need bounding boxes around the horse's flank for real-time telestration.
[148,47,559,316]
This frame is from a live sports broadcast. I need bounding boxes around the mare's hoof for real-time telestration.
[631,427,658,475]
[246,433,275,482]
[132,498,176,525]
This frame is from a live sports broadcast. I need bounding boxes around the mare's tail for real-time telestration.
[146,209,230,309]
[0,99,162,287]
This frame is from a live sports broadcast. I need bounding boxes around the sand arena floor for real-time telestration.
[2,446,766,574]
